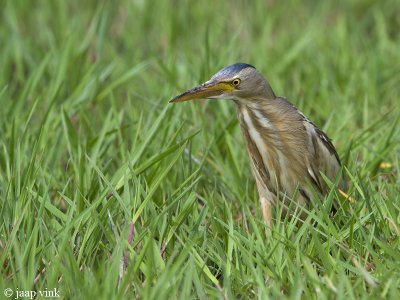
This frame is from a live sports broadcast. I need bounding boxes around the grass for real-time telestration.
[0,0,399,299]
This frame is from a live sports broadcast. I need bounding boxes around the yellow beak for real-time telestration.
[169,81,234,103]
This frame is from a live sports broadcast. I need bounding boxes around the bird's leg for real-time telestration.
[260,197,272,230]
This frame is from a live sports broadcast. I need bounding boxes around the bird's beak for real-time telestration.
[169,81,234,103]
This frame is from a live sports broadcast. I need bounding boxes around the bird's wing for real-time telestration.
[313,126,341,165]
[302,119,342,193]
[273,97,343,193]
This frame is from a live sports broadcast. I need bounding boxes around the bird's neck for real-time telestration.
[235,100,283,152]
[236,98,308,166]
[235,98,304,135]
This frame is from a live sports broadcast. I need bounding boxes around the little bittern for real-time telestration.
[170,63,344,227]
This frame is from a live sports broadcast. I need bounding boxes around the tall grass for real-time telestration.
[0,0,399,299]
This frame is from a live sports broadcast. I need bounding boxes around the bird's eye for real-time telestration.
[232,78,241,86]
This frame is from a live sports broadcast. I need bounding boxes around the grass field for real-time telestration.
[1,0,399,299]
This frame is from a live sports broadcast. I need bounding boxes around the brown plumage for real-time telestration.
[170,63,344,227]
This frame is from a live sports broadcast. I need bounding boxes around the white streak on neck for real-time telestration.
[241,108,277,182]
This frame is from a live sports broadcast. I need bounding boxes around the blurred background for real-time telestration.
[1,0,398,190]
[1,0,399,298]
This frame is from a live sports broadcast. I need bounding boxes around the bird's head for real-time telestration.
[169,63,276,103]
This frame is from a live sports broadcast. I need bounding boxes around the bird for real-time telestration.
[169,63,345,228]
